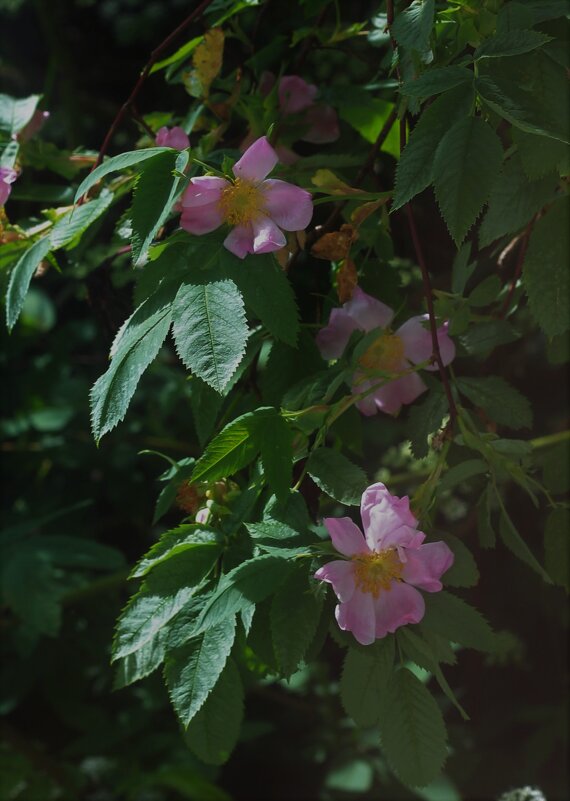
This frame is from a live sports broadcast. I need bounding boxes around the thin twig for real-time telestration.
[498,217,535,319]
[90,0,214,173]
[399,120,458,424]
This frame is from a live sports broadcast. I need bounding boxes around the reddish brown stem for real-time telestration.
[91,0,214,173]
[399,122,458,424]
[498,218,534,319]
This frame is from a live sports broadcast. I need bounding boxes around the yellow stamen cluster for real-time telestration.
[358,332,404,373]
[218,178,265,225]
[352,549,403,597]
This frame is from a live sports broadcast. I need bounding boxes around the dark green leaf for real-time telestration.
[422,591,496,651]
[306,448,368,505]
[378,667,448,788]
[513,128,569,179]
[50,193,114,250]
[475,29,552,59]
[172,279,249,393]
[165,617,236,727]
[131,150,190,265]
[249,409,293,500]
[6,237,52,331]
[0,93,40,136]
[460,320,519,356]
[456,376,532,429]
[544,507,569,590]
[185,658,243,765]
[191,411,259,484]
[407,390,448,459]
[402,66,473,98]
[340,638,395,727]
[433,117,503,245]
[392,85,474,210]
[391,0,434,53]
[523,198,570,337]
[74,147,174,202]
[498,505,552,583]
[439,532,479,588]
[439,459,487,493]
[271,566,323,677]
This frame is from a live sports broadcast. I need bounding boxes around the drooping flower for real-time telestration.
[262,72,340,145]
[315,483,454,645]
[0,167,18,206]
[179,135,313,258]
[155,126,190,150]
[316,287,455,416]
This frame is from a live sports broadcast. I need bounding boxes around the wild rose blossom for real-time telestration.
[179,135,313,258]
[315,483,454,645]
[316,287,455,416]
[0,167,18,206]
[155,126,190,150]
[262,72,340,145]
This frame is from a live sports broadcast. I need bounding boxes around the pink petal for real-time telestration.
[344,287,395,332]
[397,315,455,370]
[323,517,368,556]
[316,308,361,360]
[336,589,376,645]
[374,581,425,637]
[156,126,190,150]
[262,179,313,231]
[179,202,224,235]
[314,560,355,602]
[363,372,427,416]
[361,482,417,539]
[303,105,340,144]
[371,525,425,552]
[401,542,455,592]
[181,176,227,208]
[223,224,254,259]
[278,75,318,114]
[233,136,278,182]
[251,215,287,253]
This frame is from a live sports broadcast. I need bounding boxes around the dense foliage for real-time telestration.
[1,0,568,799]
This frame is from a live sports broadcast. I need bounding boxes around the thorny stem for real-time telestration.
[85,0,214,189]
[498,216,535,319]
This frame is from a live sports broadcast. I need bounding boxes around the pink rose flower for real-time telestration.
[155,126,190,150]
[179,136,313,259]
[257,72,340,145]
[0,167,18,206]
[316,287,455,416]
[315,483,454,645]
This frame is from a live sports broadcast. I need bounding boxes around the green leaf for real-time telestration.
[439,459,487,493]
[475,29,552,59]
[421,591,496,651]
[5,237,51,331]
[189,377,225,447]
[544,507,569,590]
[523,198,570,336]
[433,117,503,245]
[513,128,569,179]
[476,51,570,144]
[196,555,292,633]
[165,617,236,727]
[131,525,221,579]
[459,320,519,357]
[451,242,474,295]
[468,276,502,308]
[0,93,40,136]
[249,409,293,500]
[90,282,175,440]
[477,485,496,549]
[402,67,473,98]
[479,156,558,246]
[540,441,570,495]
[185,658,243,765]
[131,150,190,266]
[378,667,447,788]
[261,334,324,406]
[172,279,249,393]
[408,391,448,459]
[226,253,299,345]
[498,504,552,583]
[340,638,395,728]
[392,85,474,210]
[1,549,63,636]
[271,566,323,677]
[438,533,479,588]
[456,376,532,429]
[191,411,259,484]
[306,448,367,505]
[391,0,434,53]
[114,631,168,688]
[73,147,173,202]
[49,193,114,250]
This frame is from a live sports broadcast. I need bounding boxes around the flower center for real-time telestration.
[351,549,403,597]
[218,178,266,225]
[358,333,404,373]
